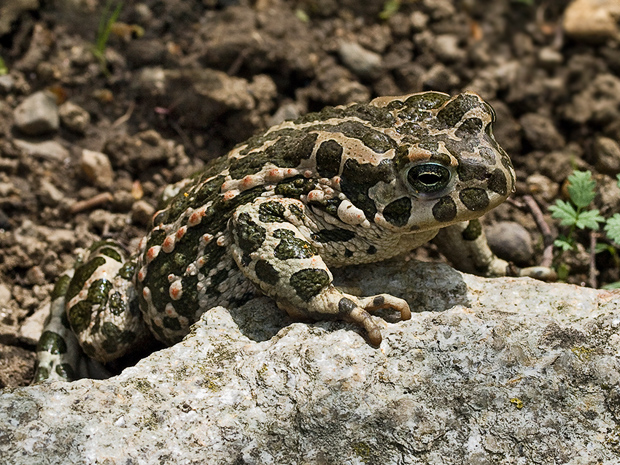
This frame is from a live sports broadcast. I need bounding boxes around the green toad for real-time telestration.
[34,91,515,382]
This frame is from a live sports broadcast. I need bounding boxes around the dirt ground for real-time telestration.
[1,0,620,387]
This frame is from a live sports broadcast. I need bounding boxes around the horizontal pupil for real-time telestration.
[419,173,442,185]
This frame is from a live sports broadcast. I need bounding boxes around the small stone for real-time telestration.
[593,136,620,175]
[0,75,15,93]
[112,190,135,213]
[486,221,535,266]
[25,266,46,286]
[39,179,65,206]
[526,174,559,203]
[58,101,91,134]
[13,139,69,161]
[434,35,465,62]
[538,47,563,68]
[410,11,429,32]
[80,149,114,188]
[0,283,11,303]
[131,200,155,227]
[564,0,620,42]
[520,113,565,151]
[337,41,383,79]
[13,91,59,135]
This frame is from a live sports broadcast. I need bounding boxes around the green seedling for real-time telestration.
[379,0,401,20]
[549,170,620,287]
[93,1,123,76]
[549,170,605,251]
[0,56,7,75]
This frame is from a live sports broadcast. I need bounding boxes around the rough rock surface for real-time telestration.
[1,260,619,464]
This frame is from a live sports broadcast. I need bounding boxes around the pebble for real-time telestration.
[0,283,11,304]
[13,91,59,135]
[434,34,465,62]
[338,41,383,79]
[526,174,559,203]
[131,200,156,227]
[593,136,620,175]
[520,113,565,151]
[80,149,114,188]
[0,75,14,93]
[485,221,535,266]
[538,47,563,68]
[564,0,620,42]
[13,139,69,161]
[58,101,91,134]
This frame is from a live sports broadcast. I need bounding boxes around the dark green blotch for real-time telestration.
[108,291,126,316]
[255,259,280,285]
[289,268,330,301]
[432,196,457,222]
[87,278,112,306]
[66,256,106,302]
[311,228,355,243]
[462,219,482,241]
[55,363,75,381]
[259,201,286,223]
[51,273,72,300]
[99,246,123,263]
[382,197,412,227]
[404,92,450,110]
[340,158,394,220]
[488,169,508,195]
[118,261,136,280]
[436,94,483,129]
[37,330,67,354]
[460,188,490,211]
[235,212,266,254]
[338,297,357,315]
[275,176,316,197]
[316,139,343,178]
[288,204,305,221]
[230,132,318,179]
[458,161,488,182]
[455,118,483,138]
[68,301,92,333]
[274,229,316,260]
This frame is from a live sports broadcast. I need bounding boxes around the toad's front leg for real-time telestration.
[229,198,411,345]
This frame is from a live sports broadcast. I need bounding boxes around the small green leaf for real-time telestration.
[549,200,578,226]
[567,170,596,208]
[575,209,604,230]
[554,238,574,251]
[0,56,7,75]
[594,243,614,254]
[605,213,620,244]
[379,0,401,19]
[602,281,620,290]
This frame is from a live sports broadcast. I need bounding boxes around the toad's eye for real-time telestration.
[406,163,452,197]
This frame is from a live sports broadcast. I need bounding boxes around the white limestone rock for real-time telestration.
[1,260,619,464]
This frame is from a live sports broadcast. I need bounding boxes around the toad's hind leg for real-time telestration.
[229,198,411,345]
[34,241,148,383]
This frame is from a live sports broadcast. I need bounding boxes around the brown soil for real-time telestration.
[1,0,620,386]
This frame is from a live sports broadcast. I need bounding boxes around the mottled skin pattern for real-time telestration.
[34,91,515,382]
